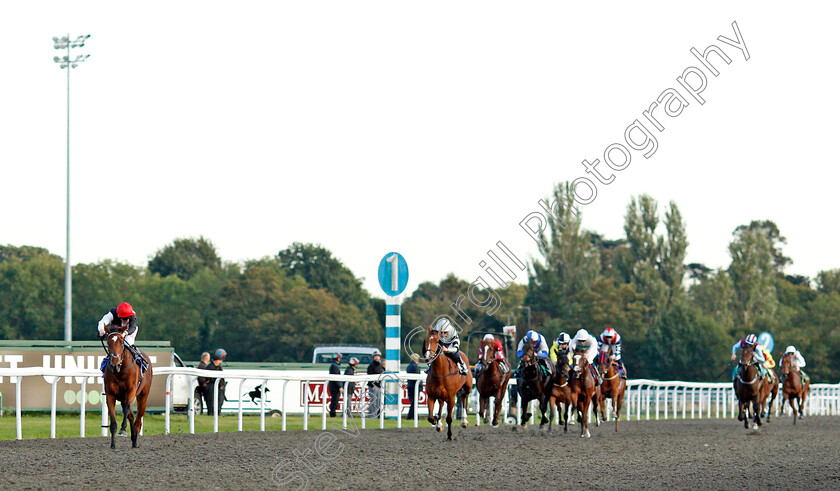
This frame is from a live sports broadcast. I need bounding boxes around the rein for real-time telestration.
[425,343,460,379]
[737,363,760,385]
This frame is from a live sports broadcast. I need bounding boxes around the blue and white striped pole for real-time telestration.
[384,296,401,418]
[377,252,409,420]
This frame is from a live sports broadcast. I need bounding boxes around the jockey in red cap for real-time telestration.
[98,302,145,372]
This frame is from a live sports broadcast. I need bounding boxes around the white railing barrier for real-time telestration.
[0,367,838,440]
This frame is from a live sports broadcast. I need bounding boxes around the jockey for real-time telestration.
[97,302,146,372]
[474,333,508,378]
[730,333,767,381]
[513,330,552,379]
[782,345,810,383]
[758,342,776,384]
[568,329,602,385]
[599,327,627,379]
[549,332,572,368]
[436,319,468,375]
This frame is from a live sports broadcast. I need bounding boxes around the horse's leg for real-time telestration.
[492,389,504,427]
[436,399,445,432]
[460,390,469,429]
[119,401,130,437]
[538,394,550,430]
[577,397,587,438]
[614,388,624,432]
[478,395,486,425]
[538,395,550,430]
[800,386,807,419]
[521,396,532,428]
[426,396,436,427]
[563,402,569,433]
[445,397,455,440]
[106,394,118,450]
[133,390,148,448]
[753,397,762,429]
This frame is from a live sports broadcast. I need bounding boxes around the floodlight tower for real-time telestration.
[53,34,90,342]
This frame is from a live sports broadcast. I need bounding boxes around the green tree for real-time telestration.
[526,182,600,324]
[212,258,381,362]
[733,220,791,272]
[0,248,64,339]
[277,243,372,313]
[148,236,221,281]
[619,195,687,320]
[728,226,778,328]
[816,269,840,295]
[689,268,737,334]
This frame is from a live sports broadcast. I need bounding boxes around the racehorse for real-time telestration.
[475,340,511,427]
[780,352,809,424]
[423,332,472,440]
[103,327,153,449]
[733,345,764,429]
[516,341,551,429]
[595,351,626,432]
[546,357,572,433]
[759,368,779,421]
[567,346,596,438]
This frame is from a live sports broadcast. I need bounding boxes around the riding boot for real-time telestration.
[590,365,602,385]
[499,360,509,374]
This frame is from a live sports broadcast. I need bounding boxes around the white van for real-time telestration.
[312,345,380,365]
[170,352,203,413]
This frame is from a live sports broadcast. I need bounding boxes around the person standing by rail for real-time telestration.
[344,357,359,416]
[328,353,342,417]
[204,348,227,415]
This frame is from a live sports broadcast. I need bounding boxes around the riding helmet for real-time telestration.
[116,302,135,319]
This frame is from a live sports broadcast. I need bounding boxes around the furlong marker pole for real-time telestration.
[385,296,401,420]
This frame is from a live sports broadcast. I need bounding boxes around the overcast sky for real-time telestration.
[1,2,837,299]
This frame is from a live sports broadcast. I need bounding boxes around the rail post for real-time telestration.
[164,374,172,435]
[259,379,267,432]
[50,376,58,438]
[81,377,88,437]
[188,376,196,434]
[15,376,22,440]
[281,380,289,431]
[238,378,245,432]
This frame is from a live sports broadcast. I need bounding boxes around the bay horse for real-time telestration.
[104,327,153,449]
[567,347,596,438]
[780,353,809,423]
[423,332,472,440]
[595,351,626,432]
[760,368,779,421]
[546,357,572,433]
[516,341,551,429]
[475,340,511,427]
[733,345,764,429]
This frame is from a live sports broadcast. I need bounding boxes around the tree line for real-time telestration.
[1,187,839,382]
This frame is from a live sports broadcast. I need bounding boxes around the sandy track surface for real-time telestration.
[1,416,838,490]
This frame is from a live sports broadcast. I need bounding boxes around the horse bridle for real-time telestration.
[737,361,761,385]
[106,332,139,373]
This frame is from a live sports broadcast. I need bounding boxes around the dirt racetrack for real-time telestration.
[1,416,838,490]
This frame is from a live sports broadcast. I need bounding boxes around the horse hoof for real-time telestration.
[118,430,127,437]
[436,426,442,432]
[492,423,499,428]
[461,421,468,428]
